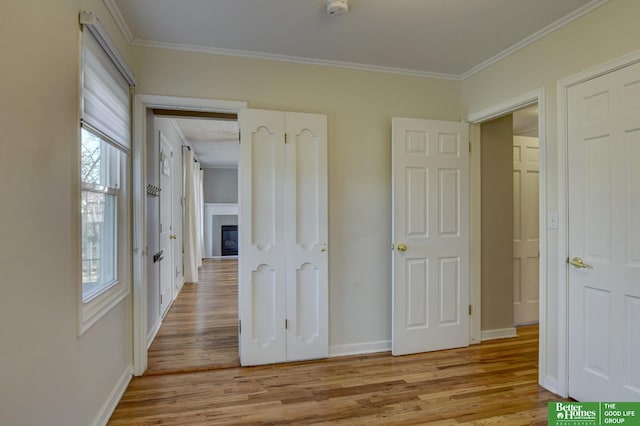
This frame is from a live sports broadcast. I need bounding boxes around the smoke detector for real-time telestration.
[327,0,349,16]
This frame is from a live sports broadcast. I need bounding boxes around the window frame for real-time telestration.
[80,128,120,303]
[78,128,130,335]
[77,13,134,336]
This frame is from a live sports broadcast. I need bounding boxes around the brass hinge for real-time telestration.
[284,133,288,144]
[238,319,242,334]
[285,319,289,329]
[468,305,472,315]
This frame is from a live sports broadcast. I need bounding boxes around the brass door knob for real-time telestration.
[397,243,407,252]
[570,257,591,269]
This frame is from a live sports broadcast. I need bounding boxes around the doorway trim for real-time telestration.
[132,94,247,376]
[464,88,547,386]
[556,48,640,398]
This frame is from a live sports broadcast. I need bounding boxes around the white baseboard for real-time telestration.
[481,327,518,341]
[329,340,391,357]
[147,318,162,349]
[91,365,132,426]
[175,276,185,299]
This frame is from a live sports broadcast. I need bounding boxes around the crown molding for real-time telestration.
[460,0,610,80]
[131,39,461,81]
[107,0,609,82]
[103,0,133,43]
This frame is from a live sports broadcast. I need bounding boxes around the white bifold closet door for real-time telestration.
[239,108,328,366]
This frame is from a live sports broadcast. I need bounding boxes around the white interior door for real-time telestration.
[392,118,469,356]
[513,136,539,325]
[239,109,287,366]
[239,109,328,366]
[159,131,174,317]
[285,112,328,361]
[568,61,640,401]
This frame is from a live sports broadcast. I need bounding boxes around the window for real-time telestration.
[81,129,119,301]
[78,11,135,333]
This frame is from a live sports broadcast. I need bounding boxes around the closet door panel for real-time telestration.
[285,112,328,361]
[239,109,286,366]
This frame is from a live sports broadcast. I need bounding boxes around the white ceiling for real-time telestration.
[172,118,239,168]
[109,0,606,78]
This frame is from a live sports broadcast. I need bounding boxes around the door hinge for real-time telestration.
[469,141,472,152]
[468,304,472,315]
[238,319,241,334]
[284,133,288,144]
[160,294,163,305]
[238,130,241,143]
[285,319,289,329]
[566,257,570,264]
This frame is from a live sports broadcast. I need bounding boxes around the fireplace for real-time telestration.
[221,225,238,256]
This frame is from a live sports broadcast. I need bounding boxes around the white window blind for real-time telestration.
[80,11,135,153]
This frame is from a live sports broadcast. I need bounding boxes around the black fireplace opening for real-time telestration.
[221,225,238,256]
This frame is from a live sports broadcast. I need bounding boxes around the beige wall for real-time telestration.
[0,1,134,425]
[4,1,639,422]
[480,115,514,331]
[461,0,640,389]
[133,47,462,347]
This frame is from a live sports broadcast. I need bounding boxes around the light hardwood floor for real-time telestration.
[113,261,563,424]
[146,258,240,375]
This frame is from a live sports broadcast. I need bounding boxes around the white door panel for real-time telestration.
[239,109,287,365]
[239,109,328,366]
[159,132,174,317]
[392,118,469,356]
[285,112,328,361]
[568,61,640,401]
[513,136,539,325]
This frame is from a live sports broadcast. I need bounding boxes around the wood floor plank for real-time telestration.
[111,324,565,425]
[113,260,565,424]
[146,259,240,375]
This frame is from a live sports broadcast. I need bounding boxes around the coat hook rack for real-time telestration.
[146,184,161,197]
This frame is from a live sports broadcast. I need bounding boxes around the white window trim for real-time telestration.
[78,134,130,336]
[77,12,134,336]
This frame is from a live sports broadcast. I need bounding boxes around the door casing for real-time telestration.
[132,95,247,376]
[465,88,548,389]
[557,49,640,398]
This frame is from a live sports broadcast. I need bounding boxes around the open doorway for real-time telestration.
[477,104,540,341]
[144,109,241,374]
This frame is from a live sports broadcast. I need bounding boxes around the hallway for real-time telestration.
[146,258,240,375]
